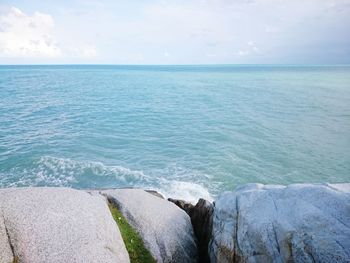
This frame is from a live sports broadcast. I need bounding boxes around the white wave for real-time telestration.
[154,181,213,203]
[4,156,213,203]
[37,156,149,183]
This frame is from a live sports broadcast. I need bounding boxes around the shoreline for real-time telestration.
[1,182,349,262]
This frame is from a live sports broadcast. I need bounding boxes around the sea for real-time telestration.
[1,65,349,202]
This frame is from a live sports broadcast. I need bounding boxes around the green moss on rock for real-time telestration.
[108,202,156,263]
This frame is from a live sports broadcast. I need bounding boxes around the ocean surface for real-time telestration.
[1,65,349,201]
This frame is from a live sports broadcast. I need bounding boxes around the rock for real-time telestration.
[189,199,214,263]
[0,210,14,263]
[102,188,197,262]
[145,189,165,199]
[169,198,214,263]
[209,183,350,263]
[0,187,130,263]
[168,198,195,213]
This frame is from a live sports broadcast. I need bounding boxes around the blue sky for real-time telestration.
[0,0,349,64]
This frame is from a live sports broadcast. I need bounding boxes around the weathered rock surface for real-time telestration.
[0,211,14,263]
[0,187,130,263]
[102,188,198,262]
[169,198,214,263]
[209,183,350,263]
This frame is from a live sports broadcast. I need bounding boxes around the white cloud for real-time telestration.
[252,46,260,53]
[1,0,349,63]
[0,7,61,57]
[237,41,260,57]
[237,50,250,56]
[0,7,99,61]
[247,41,255,46]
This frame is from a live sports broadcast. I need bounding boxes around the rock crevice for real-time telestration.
[169,198,214,263]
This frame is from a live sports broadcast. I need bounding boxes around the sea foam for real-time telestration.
[3,156,213,203]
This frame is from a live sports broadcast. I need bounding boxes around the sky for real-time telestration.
[0,0,349,64]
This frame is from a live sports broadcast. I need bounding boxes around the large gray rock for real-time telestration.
[209,183,350,263]
[0,187,130,263]
[102,188,197,262]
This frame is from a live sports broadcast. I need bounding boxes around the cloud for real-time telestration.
[237,41,260,57]
[237,50,250,56]
[247,41,255,46]
[1,0,349,64]
[0,7,61,57]
[0,6,99,61]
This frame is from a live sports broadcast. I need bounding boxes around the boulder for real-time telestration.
[0,187,130,263]
[209,183,350,263]
[102,188,197,262]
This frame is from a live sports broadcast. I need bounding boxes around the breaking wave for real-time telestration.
[2,156,213,203]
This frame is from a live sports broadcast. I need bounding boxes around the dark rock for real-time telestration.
[168,198,194,213]
[169,198,214,263]
[145,189,165,199]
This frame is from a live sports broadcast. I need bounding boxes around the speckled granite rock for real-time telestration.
[0,211,14,263]
[102,188,197,263]
[209,183,350,263]
[0,187,130,263]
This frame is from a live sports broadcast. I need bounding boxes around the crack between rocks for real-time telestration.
[269,194,281,257]
[272,225,281,254]
[268,192,283,259]
[3,215,16,259]
[271,197,278,212]
[233,195,241,262]
[303,238,317,263]
[307,250,316,263]
[335,240,349,257]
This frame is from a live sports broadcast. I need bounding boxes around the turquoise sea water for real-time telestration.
[0,65,349,201]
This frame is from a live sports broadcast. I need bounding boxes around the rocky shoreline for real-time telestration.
[0,183,349,263]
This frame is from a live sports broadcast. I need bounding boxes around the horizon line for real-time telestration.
[1,63,350,66]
